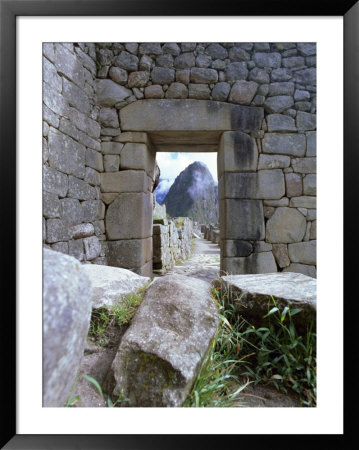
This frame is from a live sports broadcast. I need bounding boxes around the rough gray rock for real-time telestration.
[82,264,150,309]
[266,207,306,243]
[43,249,92,406]
[95,80,132,106]
[106,275,218,406]
[214,272,316,330]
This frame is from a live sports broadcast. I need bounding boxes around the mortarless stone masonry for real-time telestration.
[43,42,316,278]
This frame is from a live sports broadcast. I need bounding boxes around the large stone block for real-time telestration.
[83,235,102,260]
[218,131,258,178]
[53,43,85,88]
[86,149,104,172]
[48,128,86,178]
[81,200,104,222]
[266,207,306,243]
[292,157,316,174]
[253,52,281,68]
[272,244,290,268]
[289,196,316,208]
[46,219,70,243]
[43,82,69,117]
[62,78,90,115]
[222,240,253,257]
[106,237,152,269]
[283,263,316,278]
[120,100,263,133]
[229,80,258,105]
[303,174,316,195]
[43,57,62,93]
[106,193,153,240]
[285,173,302,197]
[101,141,124,155]
[306,131,316,156]
[262,133,306,157]
[258,154,290,170]
[107,275,218,406]
[43,191,61,218]
[43,249,92,406]
[190,68,218,84]
[100,170,149,193]
[221,199,265,240]
[288,240,316,265]
[60,198,83,224]
[43,166,68,198]
[219,169,285,200]
[264,96,294,113]
[95,79,132,106]
[266,114,297,132]
[120,143,156,177]
[221,252,277,275]
[68,176,97,200]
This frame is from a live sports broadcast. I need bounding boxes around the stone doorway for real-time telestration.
[102,98,274,277]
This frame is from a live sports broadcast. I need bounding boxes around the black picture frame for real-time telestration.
[1,0,357,448]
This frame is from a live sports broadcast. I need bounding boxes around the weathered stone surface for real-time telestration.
[43,249,92,406]
[196,54,212,68]
[254,241,273,252]
[258,154,290,170]
[138,43,162,55]
[95,80,132,106]
[221,252,277,275]
[264,96,294,113]
[217,131,258,177]
[294,68,316,85]
[43,191,61,218]
[162,43,181,56]
[46,219,70,243]
[53,43,85,87]
[114,131,149,144]
[264,198,289,207]
[60,198,83,224]
[81,200,104,222]
[151,67,175,85]
[156,54,174,68]
[43,57,62,93]
[114,51,139,71]
[262,133,306,157]
[306,131,316,156]
[68,176,96,200]
[128,71,150,88]
[285,173,302,197]
[215,272,316,328]
[62,78,90,115]
[174,53,196,69]
[282,56,305,69]
[283,263,316,278]
[83,235,102,260]
[98,107,120,128]
[292,157,316,174]
[48,128,85,178]
[225,62,248,81]
[120,143,156,176]
[101,170,149,193]
[296,111,316,130]
[107,238,152,272]
[221,199,265,240]
[43,166,68,198]
[211,82,230,101]
[106,193,153,240]
[120,100,263,133]
[219,170,285,200]
[303,174,316,195]
[253,52,281,68]
[70,223,94,239]
[190,68,218,84]
[288,240,316,265]
[266,114,296,132]
[51,241,69,254]
[205,43,228,59]
[289,196,316,208]
[229,81,258,105]
[272,244,290,268]
[271,68,292,82]
[144,84,165,99]
[294,90,310,102]
[165,82,188,99]
[109,66,128,85]
[84,167,100,186]
[108,275,218,406]
[103,154,120,172]
[248,67,270,84]
[188,84,210,99]
[43,81,69,117]
[268,82,295,97]
[101,141,123,155]
[82,264,150,309]
[222,240,253,257]
[266,207,306,243]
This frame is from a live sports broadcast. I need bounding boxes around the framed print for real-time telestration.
[1,0,357,448]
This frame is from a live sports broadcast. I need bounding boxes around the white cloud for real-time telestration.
[156,152,218,183]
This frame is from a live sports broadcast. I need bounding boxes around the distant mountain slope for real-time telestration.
[162,161,218,224]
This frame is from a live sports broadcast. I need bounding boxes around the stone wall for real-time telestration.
[153,217,193,272]
[42,43,107,264]
[43,42,316,278]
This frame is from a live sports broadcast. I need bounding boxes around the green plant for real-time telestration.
[89,291,144,346]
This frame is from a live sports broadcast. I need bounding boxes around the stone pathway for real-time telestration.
[165,236,220,283]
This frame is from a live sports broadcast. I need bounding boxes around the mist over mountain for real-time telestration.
[155,178,173,205]
[161,161,219,224]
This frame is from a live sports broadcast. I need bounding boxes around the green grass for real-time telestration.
[89,287,148,347]
[185,286,316,407]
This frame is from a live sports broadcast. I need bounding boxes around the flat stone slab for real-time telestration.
[106,274,218,406]
[214,272,316,330]
[82,264,151,309]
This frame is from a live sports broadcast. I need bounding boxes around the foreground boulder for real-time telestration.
[43,249,92,407]
[82,264,150,309]
[105,274,218,407]
[214,272,316,331]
